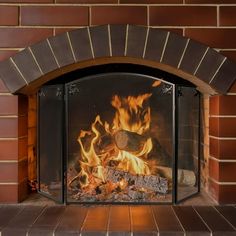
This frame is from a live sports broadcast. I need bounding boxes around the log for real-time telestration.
[104,166,168,194]
[114,130,147,152]
[98,133,114,152]
[149,138,172,166]
[157,166,196,187]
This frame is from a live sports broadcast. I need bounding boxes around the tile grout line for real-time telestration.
[46,39,60,68]
[0,93,13,96]
[192,207,213,235]
[52,207,66,236]
[160,31,169,62]
[18,5,21,27]
[87,27,95,58]
[150,206,159,235]
[177,38,190,68]
[2,25,236,28]
[0,160,19,163]
[28,47,44,75]
[209,155,236,163]
[89,6,92,26]
[66,32,77,62]
[0,3,234,6]
[193,47,209,75]
[80,208,90,234]
[147,5,150,26]
[0,115,18,118]
[209,115,236,118]
[209,135,236,140]
[124,24,129,56]
[213,206,236,231]
[209,176,236,185]
[142,27,149,58]
[26,206,48,236]
[0,137,18,141]
[217,5,220,27]
[171,206,186,235]
[108,24,112,57]
[0,48,24,50]
[1,205,25,234]
[209,57,226,84]
[10,58,28,85]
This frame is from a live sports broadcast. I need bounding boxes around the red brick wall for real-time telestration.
[0,1,236,62]
[0,0,236,203]
[209,85,236,203]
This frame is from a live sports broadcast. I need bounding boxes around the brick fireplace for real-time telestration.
[0,1,236,204]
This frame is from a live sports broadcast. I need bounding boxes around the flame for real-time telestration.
[152,80,162,87]
[114,150,151,175]
[111,94,151,135]
[72,91,157,192]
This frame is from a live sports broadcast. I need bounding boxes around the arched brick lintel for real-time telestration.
[0,24,236,95]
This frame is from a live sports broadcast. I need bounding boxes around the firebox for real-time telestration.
[38,65,200,204]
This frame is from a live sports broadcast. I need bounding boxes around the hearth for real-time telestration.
[38,67,200,204]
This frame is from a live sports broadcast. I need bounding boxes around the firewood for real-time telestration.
[157,166,196,186]
[98,134,114,152]
[114,130,147,152]
[104,166,168,194]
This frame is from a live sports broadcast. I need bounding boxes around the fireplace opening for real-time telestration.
[37,64,200,204]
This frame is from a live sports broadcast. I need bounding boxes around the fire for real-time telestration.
[69,84,162,197]
[111,94,151,135]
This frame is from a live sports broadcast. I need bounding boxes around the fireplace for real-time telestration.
[0,23,236,204]
[37,65,200,204]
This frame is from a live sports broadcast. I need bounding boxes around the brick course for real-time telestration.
[0,28,53,48]
[220,6,236,26]
[0,6,18,26]
[0,0,52,2]
[21,6,89,26]
[120,0,182,3]
[149,6,217,26]
[58,0,118,2]
[91,6,147,25]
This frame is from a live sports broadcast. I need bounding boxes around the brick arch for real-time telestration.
[0,24,236,94]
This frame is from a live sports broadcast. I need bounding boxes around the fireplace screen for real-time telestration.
[38,72,200,204]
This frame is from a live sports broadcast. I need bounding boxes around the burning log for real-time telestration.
[157,166,196,187]
[128,188,147,200]
[98,134,114,152]
[114,130,147,152]
[104,166,168,194]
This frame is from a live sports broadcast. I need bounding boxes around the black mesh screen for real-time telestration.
[37,70,200,204]
[38,85,64,202]
[177,86,200,201]
[66,73,174,203]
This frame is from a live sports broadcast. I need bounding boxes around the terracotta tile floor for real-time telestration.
[0,191,233,235]
[0,204,235,235]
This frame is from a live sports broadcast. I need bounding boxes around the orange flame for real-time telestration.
[74,92,156,190]
[111,94,151,135]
